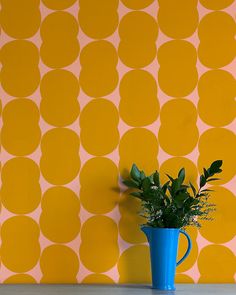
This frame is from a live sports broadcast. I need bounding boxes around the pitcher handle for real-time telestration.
[176,229,192,266]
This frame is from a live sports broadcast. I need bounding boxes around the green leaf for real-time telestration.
[162,181,170,194]
[178,168,185,184]
[130,192,143,199]
[209,160,223,174]
[175,199,186,209]
[189,182,196,196]
[203,168,209,178]
[200,175,206,188]
[166,174,174,182]
[197,193,208,197]
[148,174,154,183]
[142,177,151,191]
[207,178,220,182]
[123,179,139,188]
[140,171,146,180]
[174,193,188,208]
[175,193,188,201]
[186,196,199,206]
[143,189,158,201]
[164,196,170,205]
[176,185,189,192]
[201,189,214,192]
[130,164,141,181]
[171,178,181,193]
[192,198,199,205]
[153,171,160,186]
[207,168,214,177]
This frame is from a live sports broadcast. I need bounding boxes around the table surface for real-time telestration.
[0,284,235,295]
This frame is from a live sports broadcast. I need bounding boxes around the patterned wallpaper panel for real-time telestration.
[0,0,235,284]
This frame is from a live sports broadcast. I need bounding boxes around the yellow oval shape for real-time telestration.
[78,0,118,39]
[119,70,159,127]
[158,40,198,97]
[198,245,236,283]
[199,186,236,243]
[4,274,37,284]
[1,99,41,156]
[42,0,76,10]
[40,12,79,68]
[80,216,119,272]
[40,186,80,243]
[198,128,236,184]
[119,191,146,244]
[118,245,151,283]
[1,157,41,214]
[40,69,80,127]
[40,128,80,184]
[198,70,236,127]
[158,0,198,39]
[1,40,40,97]
[198,12,236,68]
[159,99,198,156]
[80,99,119,156]
[119,128,158,178]
[80,41,118,97]
[0,0,40,39]
[1,216,40,272]
[80,157,119,214]
[40,245,79,283]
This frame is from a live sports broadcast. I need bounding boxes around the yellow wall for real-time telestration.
[0,0,236,284]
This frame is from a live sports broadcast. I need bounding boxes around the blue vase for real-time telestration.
[141,227,192,291]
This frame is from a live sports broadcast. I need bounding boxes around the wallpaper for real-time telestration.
[0,0,236,284]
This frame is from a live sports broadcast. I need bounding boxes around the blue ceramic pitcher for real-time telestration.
[142,227,192,291]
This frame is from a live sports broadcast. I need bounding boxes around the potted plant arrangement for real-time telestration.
[123,160,223,291]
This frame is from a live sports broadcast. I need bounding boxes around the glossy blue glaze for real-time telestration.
[142,227,192,291]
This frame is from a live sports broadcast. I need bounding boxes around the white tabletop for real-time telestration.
[0,284,235,295]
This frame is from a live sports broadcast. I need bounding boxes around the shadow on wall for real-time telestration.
[112,169,152,284]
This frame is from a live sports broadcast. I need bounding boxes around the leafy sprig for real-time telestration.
[123,160,223,229]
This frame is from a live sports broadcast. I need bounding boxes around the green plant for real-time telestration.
[123,160,223,229]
